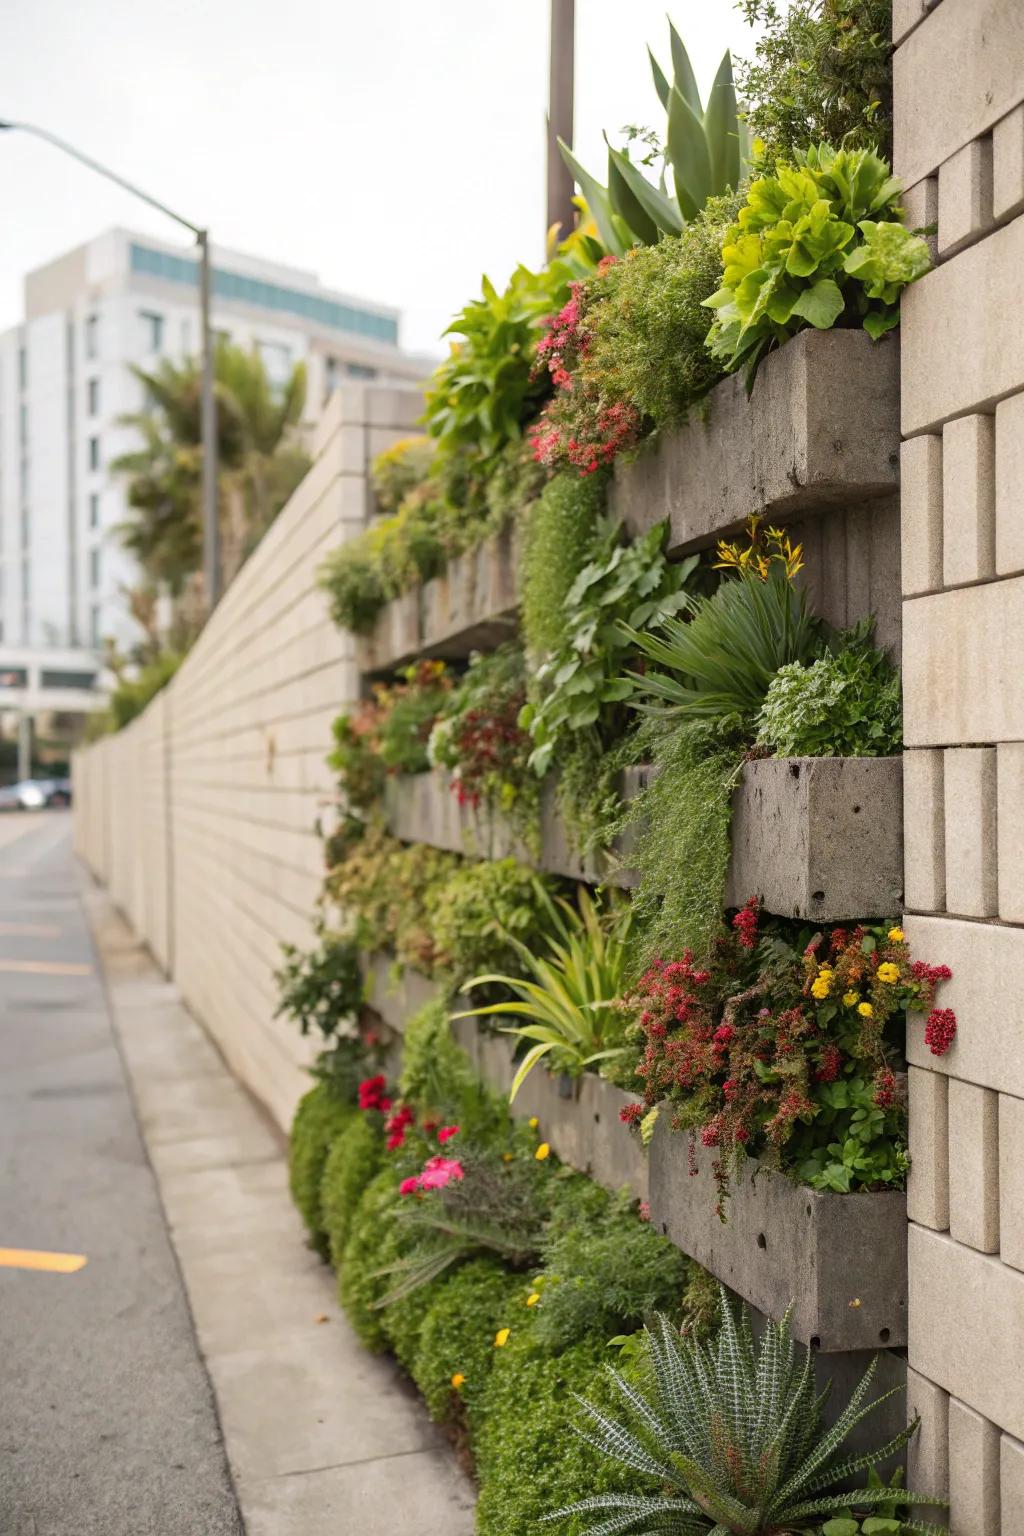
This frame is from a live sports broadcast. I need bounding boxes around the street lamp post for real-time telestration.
[0,119,220,610]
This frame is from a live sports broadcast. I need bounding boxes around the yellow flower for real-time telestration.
[528,1117,539,1129]
[843,991,859,1007]
[494,1328,510,1348]
[526,1292,541,1308]
[535,1142,551,1161]
[876,962,900,985]
[811,978,831,1000]
[887,927,905,943]
[858,1002,874,1018]
[502,1152,513,1163]
[451,1372,465,1390]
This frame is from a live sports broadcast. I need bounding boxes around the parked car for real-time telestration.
[0,778,72,811]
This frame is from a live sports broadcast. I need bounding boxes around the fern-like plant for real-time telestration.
[547,1292,948,1535]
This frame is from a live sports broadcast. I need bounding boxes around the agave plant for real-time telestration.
[451,885,633,1099]
[547,1294,949,1534]
[559,21,750,254]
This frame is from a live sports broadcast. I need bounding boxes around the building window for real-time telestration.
[257,340,292,388]
[19,460,29,506]
[89,547,101,589]
[85,314,99,360]
[18,345,27,389]
[88,377,101,416]
[19,506,29,549]
[90,604,102,647]
[18,403,27,446]
[40,668,97,691]
[139,310,164,352]
[88,437,100,471]
[89,492,100,529]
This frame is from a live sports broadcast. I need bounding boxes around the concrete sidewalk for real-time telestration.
[84,883,476,1536]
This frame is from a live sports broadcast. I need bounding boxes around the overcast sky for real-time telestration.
[0,0,761,357]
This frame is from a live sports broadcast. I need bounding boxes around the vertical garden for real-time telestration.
[281,6,957,1532]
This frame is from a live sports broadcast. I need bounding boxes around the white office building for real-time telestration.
[0,227,429,689]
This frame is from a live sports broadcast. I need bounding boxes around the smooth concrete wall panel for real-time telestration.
[903,577,1024,746]
[904,915,1024,1096]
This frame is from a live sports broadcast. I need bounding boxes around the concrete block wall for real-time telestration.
[896,3,1024,1526]
[73,383,422,1132]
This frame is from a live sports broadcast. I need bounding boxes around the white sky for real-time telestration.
[0,0,761,357]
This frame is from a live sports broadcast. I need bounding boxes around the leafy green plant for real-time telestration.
[453,886,634,1097]
[325,824,458,975]
[427,857,558,985]
[560,22,748,252]
[736,0,893,165]
[548,1295,948,1534]
[520,473,608,659]
[318,491,448,633]
[522,520,697,777]
[330,660,452,812]
[320,1111,385,1265]
[338,1166,408,1350]
[274,933,363,1042]
[756,621,902,758]
[370,435,435,514]
[704,143,931,385]
[411,1257,525,1433]
[428,646,537,829]
[288,1083,356,1255]
[90,649,183,735]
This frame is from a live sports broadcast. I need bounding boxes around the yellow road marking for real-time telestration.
[0,1248,88,1273]
[0,959,91,976]
[0,922,61,937]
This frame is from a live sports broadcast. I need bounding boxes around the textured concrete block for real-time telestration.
[725,756,904,920]
[993,103,1024,223]
[943,748,998,917]
[948,1079,1000,1252]
[908,1066,950,1230]
[995,392,1024,576]
[580,1076,649,1202]
[938,137,994,258]
[902,217,1024,435]
[611,329,899,553]
[649,1119,908,1350]
[361,954,438,1037]
[365,385,423,431]
[356,586,421,673]
[999,1095,1024,1273]
[336,423,367,475]
[998,744,1024,921]
[903,578,1024,746]
[909,1226,1024,1439]
[902,434,944,594]
[901,175,939,263]
[906,1367,950,1503]
[904,748,946,911]
[942,414,996,584]
[949,1397,1000,1535]
[892,0,929,47]
[894,0,1024,186]
[904,915,1024,1092]
[1002,1434,1024,1534]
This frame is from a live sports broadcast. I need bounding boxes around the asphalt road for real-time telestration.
[0,813,243,1535]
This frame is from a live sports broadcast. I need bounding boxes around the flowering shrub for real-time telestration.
[428,646,536,829]
[330,660,452,811]
[620,909,956,1203]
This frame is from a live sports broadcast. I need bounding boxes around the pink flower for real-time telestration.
[417,1156,464,1191]
[437,1125,460,1144]
[399,1177,420,1197]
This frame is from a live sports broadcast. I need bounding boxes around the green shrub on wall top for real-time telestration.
[288,1083,356,1256]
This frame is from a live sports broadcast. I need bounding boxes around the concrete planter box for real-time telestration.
[357,527,518,675]
[361,952,439,1035]
[724,756,904,920]
[649,1116,908,1351]
[610,329,899,556]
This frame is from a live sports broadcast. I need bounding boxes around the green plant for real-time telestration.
[522,520,697,777]
[96,650,183,733]
[288,1083,356,1255]
[704,143,931,385]
[549,1295,948,1534]
[428,646,537,828]
[318,492,450,634]
[427,857,558,985]
[370,435,435,515]
[560,22,748,252]
[320,1111,385,1265]
[338,1166,407,1350]
[274,933,363,1042]
[326,825,458,974]
[756,621,902,757]
[411,1257,525,1433]
[454,886,634,1097]
[736,0,893,165]
[520,474,607,658]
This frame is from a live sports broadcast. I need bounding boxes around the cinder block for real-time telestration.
[943,748,998,917]
[938,138,994,258]
[906,1366,950,1502]
[1003,1435,1024,1534]
[948,1397,1001,1536]
[904,914,1024,1093]
[908,1066,950,1230]
[902,435,943,594]
[998,745,1024,921]
[999,1095,1024,1273]
[993,103,1024,223]
[995,392,1024,576]
[942,414,996,586]
[904,748,946,911]
[903,578,1024,747]
[948,1079,1000,1252]
[901,176,939,263]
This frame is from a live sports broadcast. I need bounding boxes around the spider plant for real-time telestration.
[451,885,633,1100]
[546,1291,949,1535]
[622,563,825,734]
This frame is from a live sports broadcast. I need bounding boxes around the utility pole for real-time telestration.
[0,120,220,614]
[547,0,576,243]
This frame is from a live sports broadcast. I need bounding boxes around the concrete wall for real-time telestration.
[895,4,1024,1528]
[73,383,422,1132]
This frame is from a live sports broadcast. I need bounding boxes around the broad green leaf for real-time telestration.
[607,143,684,237]
[557,138,628,256]
[790,278,845,329]
[668,21,703,117]
[606,139,661,245]
[704,49,741,192]
[648,45,670,110]
[667,86,711,219]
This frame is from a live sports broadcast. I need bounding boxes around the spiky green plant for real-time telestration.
[451,886,634,1099]
[546,1294,949,1535]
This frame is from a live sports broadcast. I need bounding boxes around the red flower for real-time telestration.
[924,1007,957,1056]
[399,1177,420,1197]
[873,1068,897,1108]
[437,1125,460,1144]
[619,1102,644,1125]
[732,897,760,949]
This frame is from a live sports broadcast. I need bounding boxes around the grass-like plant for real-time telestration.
[452,885,634,1098]
[546,1294,949,1535]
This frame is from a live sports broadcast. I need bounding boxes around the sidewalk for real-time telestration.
[84,881,476,1535]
